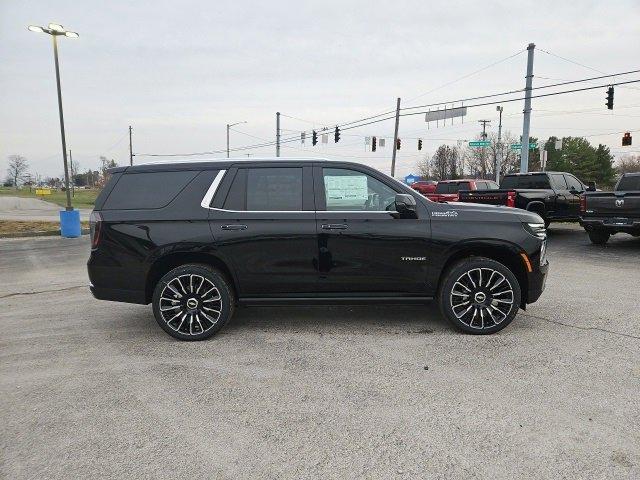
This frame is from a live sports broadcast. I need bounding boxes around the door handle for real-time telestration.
[221,224,248,230]
[321,224,348,230]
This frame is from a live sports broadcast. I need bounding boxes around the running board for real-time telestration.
[238,296,433,306]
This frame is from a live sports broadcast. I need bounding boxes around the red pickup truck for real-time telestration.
[427,179,499,202]
[410,180,438,196]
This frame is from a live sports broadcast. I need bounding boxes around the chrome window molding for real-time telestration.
[200,170,227,208]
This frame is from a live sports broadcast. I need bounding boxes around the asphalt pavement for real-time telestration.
[1,224,639,479]
[0,196,91,221]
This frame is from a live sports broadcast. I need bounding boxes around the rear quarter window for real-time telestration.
[102,170,200,210]
[616,175,640,191]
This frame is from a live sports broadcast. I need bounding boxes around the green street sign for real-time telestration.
[511,143,538,150]
[469,140,491,147]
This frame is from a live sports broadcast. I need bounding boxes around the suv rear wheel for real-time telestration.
[152,264,234,341]
[438,257,521,334]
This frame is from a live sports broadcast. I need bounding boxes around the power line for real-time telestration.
[136,78,640,157]
[405,49,526,103]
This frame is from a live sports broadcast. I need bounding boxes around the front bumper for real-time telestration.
[527,260,549,304]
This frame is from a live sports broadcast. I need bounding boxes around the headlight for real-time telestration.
[523,222,547,240]
[539,239,547,266]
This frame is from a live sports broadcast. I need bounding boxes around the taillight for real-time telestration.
[579,194,586,213]
[90,211,103,249]
[506,191,516,208]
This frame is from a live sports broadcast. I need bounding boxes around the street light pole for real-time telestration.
[496,106,503,183]
[28,23,78,211]
[226,121,247,158]
[52,33,72,211]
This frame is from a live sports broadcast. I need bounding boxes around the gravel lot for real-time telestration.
[1,224,639,479]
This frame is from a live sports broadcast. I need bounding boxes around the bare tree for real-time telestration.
[616,155,640,174]
[429,145,461,180]
[416,153,430,178]
[7,155,29,189]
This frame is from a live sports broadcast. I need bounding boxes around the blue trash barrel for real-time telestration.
[60,209,81,238]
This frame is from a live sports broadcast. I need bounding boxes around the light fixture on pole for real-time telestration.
[226,121,247,158]
[28,22,80,237]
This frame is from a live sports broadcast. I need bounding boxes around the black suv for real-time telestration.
[88,159,549,340]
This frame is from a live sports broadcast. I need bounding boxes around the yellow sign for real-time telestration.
[36,188,52,196]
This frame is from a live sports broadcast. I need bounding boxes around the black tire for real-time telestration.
[588,230,610,245]
[438,257,522,335]
[152,264,235,341]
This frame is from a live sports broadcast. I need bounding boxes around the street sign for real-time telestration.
[469,140,490,147]
[510,143,538,150]
[404,174,420,185]
[425,106,467,123]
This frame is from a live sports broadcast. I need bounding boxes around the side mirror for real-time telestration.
[395,193,417,218]
[586,181,597,192]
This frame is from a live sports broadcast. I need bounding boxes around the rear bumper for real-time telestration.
[89,283,147,304]
[580,217,640,233]
[527,260,549,304]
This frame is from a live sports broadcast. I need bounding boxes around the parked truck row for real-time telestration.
[413,171,640,244]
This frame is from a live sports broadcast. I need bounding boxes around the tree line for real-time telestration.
[4,155,119,189]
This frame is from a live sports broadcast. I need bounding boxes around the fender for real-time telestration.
[428,237,529,294]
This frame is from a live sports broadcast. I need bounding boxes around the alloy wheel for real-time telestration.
[449,267,515,330]
[158,274,223,336]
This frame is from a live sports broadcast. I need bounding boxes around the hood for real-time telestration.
[431,201,544,224]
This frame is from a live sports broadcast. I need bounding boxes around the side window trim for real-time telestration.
[201,169,227,208]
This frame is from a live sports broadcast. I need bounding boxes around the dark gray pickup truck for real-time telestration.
[579,173,640,244]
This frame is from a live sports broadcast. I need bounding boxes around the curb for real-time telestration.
[0,228,90,239]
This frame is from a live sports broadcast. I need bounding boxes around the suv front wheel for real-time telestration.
[152,264,235,340]
[438,257,522,334]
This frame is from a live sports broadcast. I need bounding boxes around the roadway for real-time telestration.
[1,224,638,479]
[0,196,91,221]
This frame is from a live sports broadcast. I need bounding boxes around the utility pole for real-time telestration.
[390,97,401,177]
[478,120,491,140]
[129,125,133,166]
[496,106,503,183]
[478,120,491,180]
[69,149,75,197]
[276,112,281,157]
[520,43,535,173]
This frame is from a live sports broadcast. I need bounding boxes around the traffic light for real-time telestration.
[334,126,340,143]
[606,86,614,110]
[396,138,401,150]
[312,130,318,146]
[417,139,422,151]
[371,136,377,152]
[622,132,632,146]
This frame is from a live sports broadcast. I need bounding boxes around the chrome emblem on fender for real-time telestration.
[615,199,624,207]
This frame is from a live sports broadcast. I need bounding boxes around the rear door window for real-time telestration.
[103,170,200,210]
[246,167,303,211]
[475,182,487,190]
[501,174,551,189]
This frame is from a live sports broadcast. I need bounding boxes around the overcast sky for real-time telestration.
[1,0,639,179]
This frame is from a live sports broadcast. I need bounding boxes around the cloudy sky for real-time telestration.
[1,0,639,179]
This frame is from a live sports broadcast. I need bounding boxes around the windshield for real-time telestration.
[501,174,550,189]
